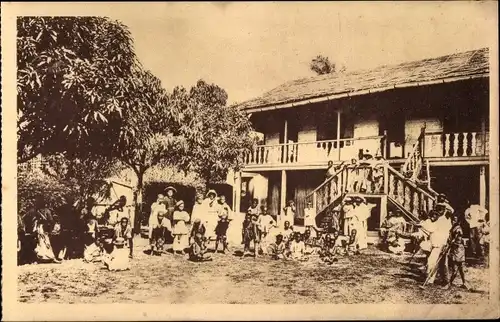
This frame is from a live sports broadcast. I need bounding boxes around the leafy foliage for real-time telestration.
[176,80,256,184]
[17,16,140,162]
[309,55,336,75]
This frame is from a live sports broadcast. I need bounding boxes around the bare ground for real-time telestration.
[18,237,489,304]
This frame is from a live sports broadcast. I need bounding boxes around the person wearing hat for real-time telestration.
[103,235,131,271]
[162,186,178,227]
[172,200,190,254]
[353,196,374,250]
[203,189,219,243]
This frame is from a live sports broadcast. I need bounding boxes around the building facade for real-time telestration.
[233,48,490,236]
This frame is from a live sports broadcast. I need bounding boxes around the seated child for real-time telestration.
[303,228,318,255]
[189,233,212,262]
[344,229,360,255]
[267,233,288,260]
[387,233,405,255]
[103,237,131,271]
[318,233,339,264]
[289,232,308,261]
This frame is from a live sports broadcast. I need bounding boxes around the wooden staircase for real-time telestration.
[305,161,439,232]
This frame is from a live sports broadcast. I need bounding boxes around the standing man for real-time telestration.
[419,210,452,287]
[464,200,488,259]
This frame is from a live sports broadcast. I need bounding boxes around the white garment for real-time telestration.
[290,240,305,259]
[465,204,488,228]
[204,198,219,238]
[422,216,451,248]
[190,202,205,223]
[258,214,276,234]
[304,208,317,227]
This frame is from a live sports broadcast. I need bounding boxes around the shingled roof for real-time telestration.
[237,48,489,112]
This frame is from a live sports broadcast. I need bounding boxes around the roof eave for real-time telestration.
[240,73,489,114]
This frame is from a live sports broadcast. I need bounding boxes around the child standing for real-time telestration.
[172,200,190,254]
[242,213,260,257]
[443,215,469,290]
[215,195,232,253]
[280,200,296,229]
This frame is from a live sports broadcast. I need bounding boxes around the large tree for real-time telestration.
[114,70,187,230]
[17,16,140,163]
[177,80,255,186]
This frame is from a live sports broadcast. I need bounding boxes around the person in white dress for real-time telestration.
[303,201,318,238]
[203,190,219,243]
[172,200,190,254]
[190,193,205,224]
[353,197,375,250]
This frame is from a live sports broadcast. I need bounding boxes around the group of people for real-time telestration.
[147,187,233,261]
[17,194,136,271]
[406,195,489,289]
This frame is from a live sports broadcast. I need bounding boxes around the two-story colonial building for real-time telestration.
[233,48,490,236]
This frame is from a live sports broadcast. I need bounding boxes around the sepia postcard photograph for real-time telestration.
[1,1,499,320]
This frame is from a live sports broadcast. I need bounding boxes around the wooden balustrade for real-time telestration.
[244,136,385,167]
[305,165,349,215]
[424,131,489,158]
[387,165,437,220]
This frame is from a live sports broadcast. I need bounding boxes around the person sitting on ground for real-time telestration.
[267,233,287,260]
[82,211,101,263]
[289,232,307,261]
[190,218,206,245]
[189,233,213,262]
[345,229,360,256]
[443,214,470,290]
[103,218,132,271]
[318,233,339,264]
[387,233,405,255]
[303,228,318,255]
[281,220,295,246]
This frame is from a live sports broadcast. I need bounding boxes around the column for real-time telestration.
[280,170,287,214]
[481,117,487,156]
[234,171,242,214]
[336,110,341,161]
[380,195,388,229]
[283,119,288,163]
[479,165,486,208]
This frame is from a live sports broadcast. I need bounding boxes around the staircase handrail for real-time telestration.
[308,163,348,196]
[387,164,437,202]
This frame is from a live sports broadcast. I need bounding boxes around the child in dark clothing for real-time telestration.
[443,215,469,290]
[189,233,212,262]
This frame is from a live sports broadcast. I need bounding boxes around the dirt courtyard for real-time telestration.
[18,237,490,304]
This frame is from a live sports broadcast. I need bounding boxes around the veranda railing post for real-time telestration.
[383,163,389,194]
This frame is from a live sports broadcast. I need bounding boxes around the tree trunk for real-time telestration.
[133,170,145,233]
